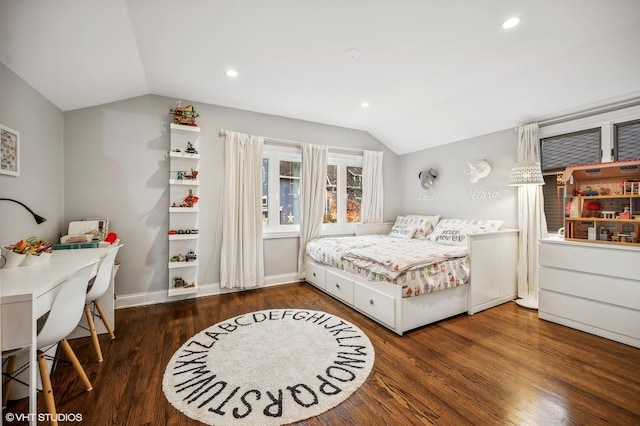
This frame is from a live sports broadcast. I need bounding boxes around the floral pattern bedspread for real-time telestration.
[342,257,469,297]
[305,236,469,298]
[342,238,467,278]
[305,235,390,268]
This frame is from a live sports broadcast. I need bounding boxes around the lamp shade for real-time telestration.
[508,160,545,186]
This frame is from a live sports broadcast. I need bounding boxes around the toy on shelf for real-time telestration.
[183,189,199,207]
[185,141,198,154]
[169,101,199,126]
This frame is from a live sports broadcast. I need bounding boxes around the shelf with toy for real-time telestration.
[168,104,201,297]
[169,151,200,160]
[169,179,200,186]
[168,260,199,269]
[168,234,199,241]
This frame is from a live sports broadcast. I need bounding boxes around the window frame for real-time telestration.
[538,104,640,232]
[262,145,365,237]
[321,152,363,234]
[614,118,640,161]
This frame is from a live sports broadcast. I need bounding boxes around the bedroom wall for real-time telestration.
[63,94,399,305]
[0,62,65,248]
[398,128,519,228]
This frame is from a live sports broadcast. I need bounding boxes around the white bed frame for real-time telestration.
[305,224,519,335]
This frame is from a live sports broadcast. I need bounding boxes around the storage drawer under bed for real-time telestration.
[325,269,354,305]
[354,283,396,328]
[305,262,326,289]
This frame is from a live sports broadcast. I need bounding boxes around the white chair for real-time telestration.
[2,261,98,423]
[84,245,121,362]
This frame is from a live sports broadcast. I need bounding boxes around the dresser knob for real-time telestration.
[335,283,340,289]
[369,299,374,305]
[312,272,316,277]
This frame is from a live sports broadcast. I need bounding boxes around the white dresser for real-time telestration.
[538,237,640,348]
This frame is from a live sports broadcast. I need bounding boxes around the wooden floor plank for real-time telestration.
[3,282,640,425]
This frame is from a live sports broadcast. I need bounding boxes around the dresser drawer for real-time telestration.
[325,269,354,305]
[354,283,396,328]
[305,262,325,289]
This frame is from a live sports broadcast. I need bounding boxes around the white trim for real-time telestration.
[114,273,300,309]
[539,105,640,139]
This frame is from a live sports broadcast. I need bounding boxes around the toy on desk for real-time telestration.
[105,232,118,243]
[8,237,52,255]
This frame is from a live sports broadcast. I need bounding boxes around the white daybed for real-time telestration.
[305,220,518,335]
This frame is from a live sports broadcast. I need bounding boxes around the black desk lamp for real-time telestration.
[0,198,47,224]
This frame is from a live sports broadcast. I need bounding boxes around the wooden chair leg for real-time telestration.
[59,339,93,391]
[94,300,115,340]
[37,352,58,426]
[2,355,16,409]
[84,306,103,362]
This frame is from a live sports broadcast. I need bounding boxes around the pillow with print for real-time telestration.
[405,215,441,239]
[389,224,418,239]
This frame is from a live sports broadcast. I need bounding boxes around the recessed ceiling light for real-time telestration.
[502,16,521,29]
[361,102,370,108]
[226,69,238,78]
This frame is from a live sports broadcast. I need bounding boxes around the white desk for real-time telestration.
[0,247,115,424]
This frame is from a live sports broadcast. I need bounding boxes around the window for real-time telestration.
[263,146,363,234]
[615,119,640,160]
[540,128,602,232]
[323,163,362,225]
[539,104,640,232]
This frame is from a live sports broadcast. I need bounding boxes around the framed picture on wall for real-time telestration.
[0,124,20,176]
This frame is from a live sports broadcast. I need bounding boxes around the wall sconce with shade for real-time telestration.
[0,198,47,224]
[418,168,438,189]
[507,159,545,186]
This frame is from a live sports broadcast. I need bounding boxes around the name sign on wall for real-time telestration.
[417,192,442,201]
[469,189,500,200]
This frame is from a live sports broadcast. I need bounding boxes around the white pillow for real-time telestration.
[389,224,418,239]
[426,219,504,246]
[404,215,440,240]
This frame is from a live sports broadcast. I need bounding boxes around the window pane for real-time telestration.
[279,160,300,225]
[324,165,337,223]
[542,173,565,232]
[615,120,640,160]
[346,166,362,223]
[262,159,268,225]
[540,128,601,232]
[541,128,601,171]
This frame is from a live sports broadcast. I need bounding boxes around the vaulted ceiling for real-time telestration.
[1,0,639,154]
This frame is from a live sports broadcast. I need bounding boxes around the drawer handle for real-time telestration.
[369,299,374,305]
[335,283,340,289]
[312,272,316,277]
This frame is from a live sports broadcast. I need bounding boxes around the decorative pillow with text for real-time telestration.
[389,224,418,239]
[426,219,503,246]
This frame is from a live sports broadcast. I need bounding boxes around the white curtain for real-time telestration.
[516,123,548,305]
[298,143,328,279]
[361,151,384,223]
[220,131,264,289]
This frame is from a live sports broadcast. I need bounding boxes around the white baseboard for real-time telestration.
[114,272,300,309]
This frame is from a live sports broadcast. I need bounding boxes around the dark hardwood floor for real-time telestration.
[4,282,640,425]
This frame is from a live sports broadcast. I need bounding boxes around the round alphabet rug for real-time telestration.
[163,309,375,425]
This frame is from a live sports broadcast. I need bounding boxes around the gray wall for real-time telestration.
[63,94,399,299]
[1,62,517,302]
[0,62,65,247]
[398,129,519,228]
